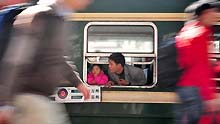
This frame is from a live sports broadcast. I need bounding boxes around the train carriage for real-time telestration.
[53,0,220,124]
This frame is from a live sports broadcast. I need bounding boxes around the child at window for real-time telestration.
[87,64,108,85]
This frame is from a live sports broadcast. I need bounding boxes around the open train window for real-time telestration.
[209,25,220,61]
[209,25,220,84]
[83,22,158,88]
[209,25,220,53]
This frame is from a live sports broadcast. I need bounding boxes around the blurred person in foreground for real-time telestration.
[174,1,219,124]
[0,0,92,124]
[0,1,30,123]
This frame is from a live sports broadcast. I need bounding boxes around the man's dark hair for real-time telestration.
[108,53,125,67]
[185,1,220,17]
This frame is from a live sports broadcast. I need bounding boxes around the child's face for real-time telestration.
[92,65,101,76]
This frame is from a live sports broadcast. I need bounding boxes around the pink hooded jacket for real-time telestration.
[87,71,108,85]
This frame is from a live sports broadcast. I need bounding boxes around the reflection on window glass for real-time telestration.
[87,25,154,53]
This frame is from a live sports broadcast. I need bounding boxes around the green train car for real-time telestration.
[53,0,220,124]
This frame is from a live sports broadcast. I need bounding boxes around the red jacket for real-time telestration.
[175,21,215,101]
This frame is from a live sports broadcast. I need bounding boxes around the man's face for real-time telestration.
[200,8,218,26]
[63,0,92,11]
[108,60,121,73]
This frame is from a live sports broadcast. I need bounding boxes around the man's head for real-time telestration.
[108,53,125,73]
[185,1,220,26]
[196,3,219,26]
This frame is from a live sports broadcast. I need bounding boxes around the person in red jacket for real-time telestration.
[174,1,219,124]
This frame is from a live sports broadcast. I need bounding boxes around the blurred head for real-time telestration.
[197,4,219,26]
[108,53,125,73]
[62,0,92,10]
[185,1,220,26]
[91,64,101,75]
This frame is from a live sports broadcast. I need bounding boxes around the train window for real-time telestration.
[209,25,220,83]
[83,22,158,88]
[210,25,220,53]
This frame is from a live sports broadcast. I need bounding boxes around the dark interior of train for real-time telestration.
[86,60,154,86]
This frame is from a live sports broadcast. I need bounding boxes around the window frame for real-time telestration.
[83,22,158,88]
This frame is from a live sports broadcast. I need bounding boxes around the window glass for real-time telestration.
[87,25,154,53]
[210,25,220,53]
